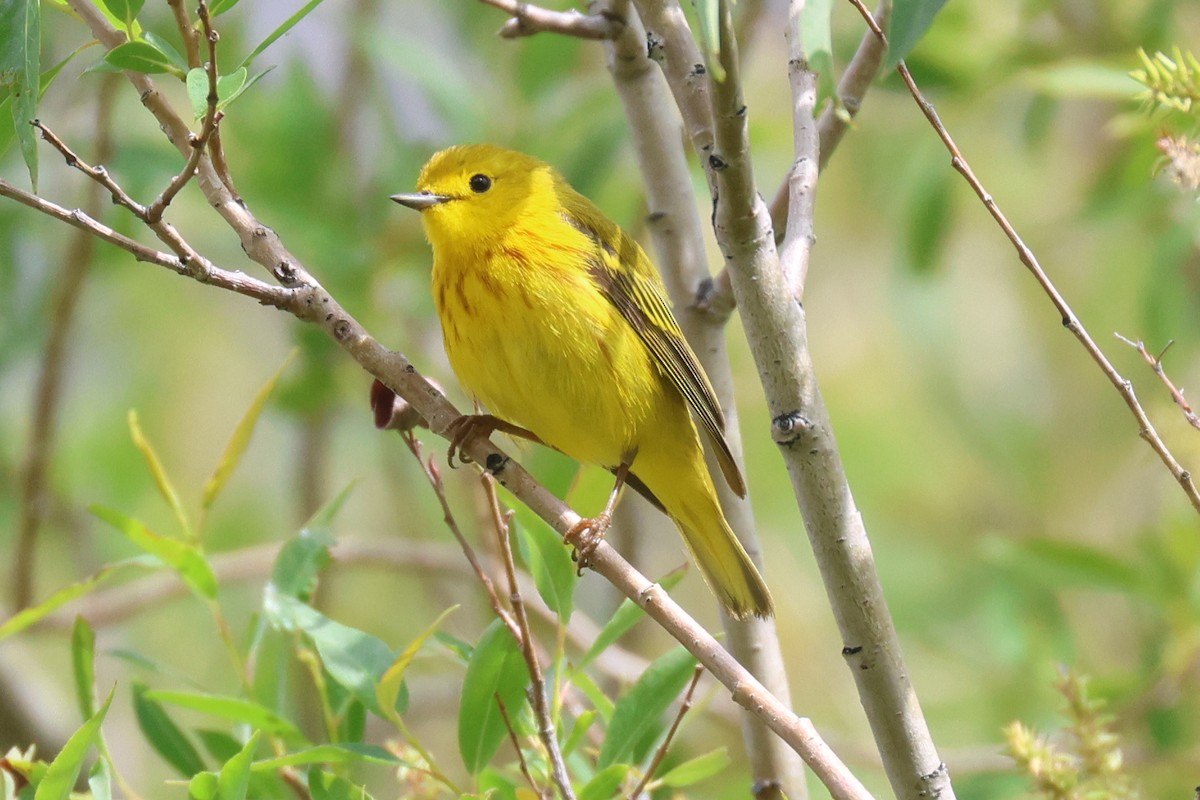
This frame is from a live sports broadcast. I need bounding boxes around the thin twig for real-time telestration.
[145,0,223,223]
[844,0,1200,515]
[627,665,703,800]
[483,475,577,800]
[400,431,518,636]
[167,0,201,67]
[477,0,623,39]
[1116,335,1200,430]
[779,0,821,300]
[496,693,548,799]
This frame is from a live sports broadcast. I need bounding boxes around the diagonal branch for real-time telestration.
[843,0,1200,516]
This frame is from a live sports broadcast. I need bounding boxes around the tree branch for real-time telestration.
[477,0,624,40]
[604,4,806,799]
[843,0,1200,516]
[1115,336,1200,430]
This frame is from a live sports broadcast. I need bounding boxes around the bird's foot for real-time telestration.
[564,513,612,574]
[444,414,542,468]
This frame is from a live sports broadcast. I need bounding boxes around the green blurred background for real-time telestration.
[2,0,1200,797]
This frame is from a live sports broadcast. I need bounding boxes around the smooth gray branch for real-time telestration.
[477,0,623,39]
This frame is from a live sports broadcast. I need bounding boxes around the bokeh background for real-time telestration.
[2,0,1200,797]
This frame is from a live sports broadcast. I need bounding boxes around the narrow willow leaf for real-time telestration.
[799,0,834,100]
[128,409,191,539]
[202,350,296,510]
[186,67,210,120]
[267,528,333,602]
[250,744,402,771]
[34,686,114,800]
[98,0,143,32]
[514,514,576,622]
[377,606,458,725]
[597,647,697,768]
[659,746,731,787]
[144,690,304,742]
[2,0,41,188]
[0,48,79,162]
[885,0,949,69]
[263,591,396,716]
[578,764,629,800]
[91,505,218,600]
[187,771,218,800]
[142,32,186,72]
[216,730,260,800]
[0,560,141,641]
[132,682,207,777]
[303,480,356,529]
[561,709,598,758]
[215,67,247,108]
[457,619,532,773]
[71,616,96,721]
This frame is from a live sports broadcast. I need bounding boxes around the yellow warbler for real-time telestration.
[392,145,773,620]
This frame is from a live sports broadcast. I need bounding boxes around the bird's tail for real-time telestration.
[673,495,774,620]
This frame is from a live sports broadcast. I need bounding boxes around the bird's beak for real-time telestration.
[390,191,452,210]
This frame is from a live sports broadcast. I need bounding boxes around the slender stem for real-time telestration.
[497,694,548,799]
[843,0,1200,515]
[484,476,577,800]
[627,665,703,799]
[1116,336,1200,430]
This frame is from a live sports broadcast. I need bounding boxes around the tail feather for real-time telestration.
[674,504,774,620]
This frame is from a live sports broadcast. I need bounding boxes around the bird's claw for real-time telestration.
[564,514,611,575]
[445,415,483,468]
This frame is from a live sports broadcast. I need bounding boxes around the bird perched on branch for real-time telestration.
[392,144,773,620]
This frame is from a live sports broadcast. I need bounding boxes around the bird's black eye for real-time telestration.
[469,174,492,193]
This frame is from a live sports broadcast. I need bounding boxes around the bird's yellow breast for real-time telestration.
[431,222,672,469]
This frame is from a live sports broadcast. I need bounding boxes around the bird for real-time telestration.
[391,144,773,619]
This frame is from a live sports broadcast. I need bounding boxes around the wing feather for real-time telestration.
[561,201,747,498]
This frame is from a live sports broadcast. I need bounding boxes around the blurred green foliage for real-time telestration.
[1,0,1200,798]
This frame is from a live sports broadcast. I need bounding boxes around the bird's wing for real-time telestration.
[564,203,747,498]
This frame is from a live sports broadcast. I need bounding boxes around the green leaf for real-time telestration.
[104,40,177,75]
[0,48,78,163]
[34,686,114,800]
[142,31,187,71]
[561,709,597,758]
[598,647,697,768]
[251,744,402,771]
[238,0,332,70]
[434,631,473,663]
[71,616,97,721]
[216,731,260,800]
[263,591,396,716]
[0,560,139,642]
[458,619,532,774]
[87,757,113,800]
[268,528,333,602]
[659,747,731,787]
[377,606,458,726]
[902,150,954,275]
[132,682,207,777]
[186,67,211,120]
[1021,538,1145,593]
[91,505,218,600]
[188,771,219,800]
[307,767,377,800]
[574,567,686,674]
[570,669,614,722]
[208,0,242,17]
[195,729,242,763]
[579,764,629,800]
[144,690,304,742]
[885,0,948,69]
[216,67,246,106]
[0,0,41,188]
[128,410,192,539]
[202,350,295,510]
[98,0,143,32]
[514,514,577,622]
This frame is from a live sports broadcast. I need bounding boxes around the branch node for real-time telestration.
[770,411,812,445]
[485,453,510,475]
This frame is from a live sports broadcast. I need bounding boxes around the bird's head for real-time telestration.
[391,144,557,249]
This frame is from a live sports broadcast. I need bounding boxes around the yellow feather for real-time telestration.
[395,144,773,619]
